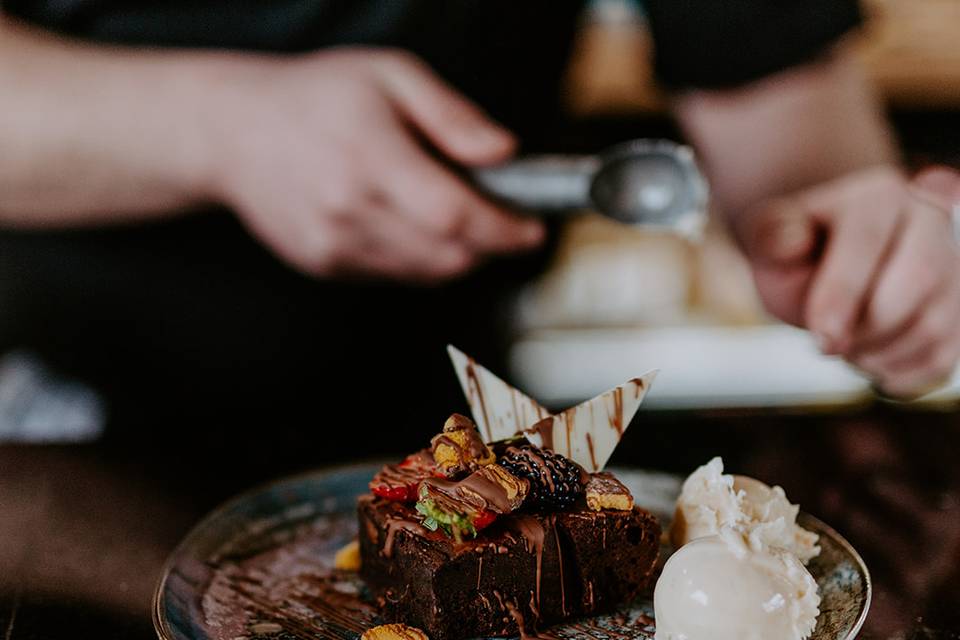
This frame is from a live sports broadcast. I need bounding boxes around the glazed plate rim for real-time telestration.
[153,461,872,640]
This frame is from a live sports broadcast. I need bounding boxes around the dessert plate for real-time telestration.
[153,463,870,640]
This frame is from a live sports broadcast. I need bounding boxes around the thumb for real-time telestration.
[741,197,821,267]
[374,52,516,166]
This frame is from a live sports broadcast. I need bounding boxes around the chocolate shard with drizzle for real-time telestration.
[358,494,660,640]
[447,345,657,473]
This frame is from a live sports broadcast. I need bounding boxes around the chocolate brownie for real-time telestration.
[358,495,660,640]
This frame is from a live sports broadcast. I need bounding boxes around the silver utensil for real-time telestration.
[471,139,708,237]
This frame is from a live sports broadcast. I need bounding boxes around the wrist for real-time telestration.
[155,52,246,208]
[181,51,279,210]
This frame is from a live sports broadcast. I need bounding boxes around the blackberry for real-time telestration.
[498,445,584,510]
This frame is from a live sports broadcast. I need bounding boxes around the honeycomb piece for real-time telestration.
[431,414,495,478]
[585,472,634,511]
[362,623,430,640]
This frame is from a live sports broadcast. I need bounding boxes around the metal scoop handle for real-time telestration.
[471,156,599,213]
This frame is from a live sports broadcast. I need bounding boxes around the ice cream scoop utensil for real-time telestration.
[470,139,708,237]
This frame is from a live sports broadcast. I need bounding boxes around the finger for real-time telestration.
[373,51,516,166]
[803,193,903,355]
[376,129,544,253]
[852,277,960,380]
[849,200,955,353]
[750,262,815,327]
[743,197,821,267]
[872,322,960,399]
[739,196,821,327]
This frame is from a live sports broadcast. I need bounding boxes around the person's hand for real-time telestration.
[201,48,544,282]
[738,164,960,398]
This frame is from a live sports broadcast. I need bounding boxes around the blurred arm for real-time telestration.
[0,16,219,226]
[673,45,898,228]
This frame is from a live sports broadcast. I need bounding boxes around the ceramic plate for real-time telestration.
[153,463,870,640]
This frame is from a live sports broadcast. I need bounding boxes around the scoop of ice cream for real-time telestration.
[670,457,820,563]
[733,475,820,563]
[655,528,821,640]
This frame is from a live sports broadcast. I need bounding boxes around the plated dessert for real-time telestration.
[155,464,869,640]
[358,414,661,640]
[151,345,869,640]
[354,348,833,640]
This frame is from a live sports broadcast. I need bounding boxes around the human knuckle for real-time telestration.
[422,193,468,235]
[318,181,364,213]
[433,210,468,237]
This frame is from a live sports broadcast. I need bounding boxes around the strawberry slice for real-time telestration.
[370,451,436,503]
[471,509,497,531]
[370,483,418,502]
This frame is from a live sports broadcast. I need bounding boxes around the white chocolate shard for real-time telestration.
[521,374,656,472]
[447,345,657,472]
[447,345,549,443]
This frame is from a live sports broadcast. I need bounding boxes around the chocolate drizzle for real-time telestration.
[505,515,547,609]
[554,523,567,617]
[383,517,427,558]
[464,359,493,442]
[523,416,555,451]
[585,433,597,471]
[494,591,536,640]
[370,449,433,491]
[608,386,624,435]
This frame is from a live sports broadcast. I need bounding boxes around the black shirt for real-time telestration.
[1,0,862,140]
